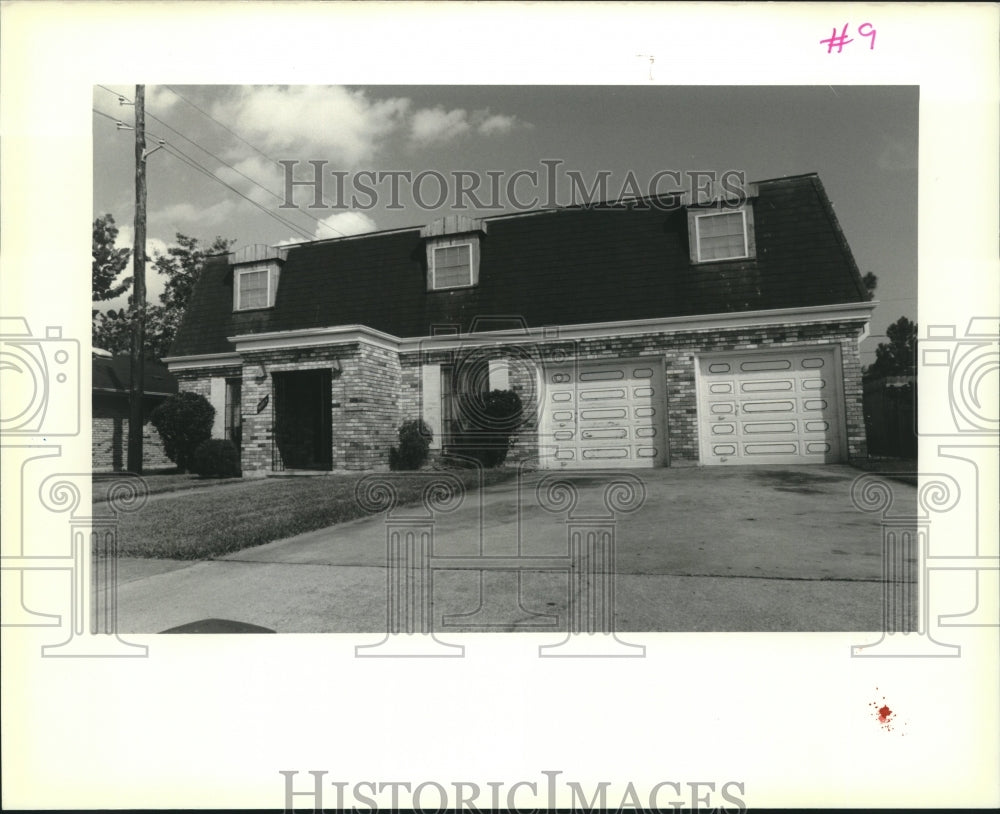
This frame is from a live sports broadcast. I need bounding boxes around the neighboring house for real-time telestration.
[92,351,177,472]
[163,173,874,475]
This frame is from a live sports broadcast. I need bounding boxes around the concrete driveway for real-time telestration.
[115,465,916,634]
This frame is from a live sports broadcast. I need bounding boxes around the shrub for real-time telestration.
[191,439,241,478]
[455,389,523,468]
[389,418,432,471]
[149,391,215,473]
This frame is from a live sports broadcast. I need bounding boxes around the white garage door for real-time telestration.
[540,358,666,468]
[697,347,845,465]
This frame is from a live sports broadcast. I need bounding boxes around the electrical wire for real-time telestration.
[95,86,342,237]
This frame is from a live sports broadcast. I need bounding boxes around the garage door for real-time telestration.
[540,358,666,468]
[697,347,845,465]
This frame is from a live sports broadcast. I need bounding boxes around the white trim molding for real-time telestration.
[227,324,401,354]
[162,352,242,372]
[163,301,875,367]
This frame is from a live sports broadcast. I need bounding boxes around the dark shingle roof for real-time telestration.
[170,173,868,357]
[93,355,178,395]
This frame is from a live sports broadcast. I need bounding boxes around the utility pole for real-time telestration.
[127,84,146,474]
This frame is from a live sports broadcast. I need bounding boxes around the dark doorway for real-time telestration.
[272,370,333,471]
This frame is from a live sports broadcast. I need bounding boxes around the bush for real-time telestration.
[191,439,241,478]
[149,391,215,473]
[389,418,432,471]
[454,389,523,468]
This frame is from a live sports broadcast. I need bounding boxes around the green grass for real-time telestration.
[107,469,517,560]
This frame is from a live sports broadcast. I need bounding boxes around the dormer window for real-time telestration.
[431,241,475,290]
[688,205,756,264]
[230,245,287,311]
[421,215,486,291]
[237,267,269,309]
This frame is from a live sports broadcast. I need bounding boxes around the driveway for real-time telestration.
[114,465,916,633]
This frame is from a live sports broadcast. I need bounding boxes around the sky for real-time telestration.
[92,85,918,362]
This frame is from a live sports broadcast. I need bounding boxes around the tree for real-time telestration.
[92,230,234,359]
[92,214,132,302]
[862,271,878,301]
[865,316,917,380]
[154,233,234,313]
[149,391,215,473]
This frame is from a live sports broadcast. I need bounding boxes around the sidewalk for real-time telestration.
[113,466,916,634]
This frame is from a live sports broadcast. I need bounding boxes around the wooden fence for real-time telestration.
[863,375,917,458]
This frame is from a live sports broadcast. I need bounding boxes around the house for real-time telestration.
[163,173,874,475]
[92,351,178,471]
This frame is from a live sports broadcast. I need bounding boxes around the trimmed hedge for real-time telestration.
[149,392,215,473]
[389,418,432,471]
[191,439,241,478]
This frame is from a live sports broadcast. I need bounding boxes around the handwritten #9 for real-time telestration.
[820,23,876,54]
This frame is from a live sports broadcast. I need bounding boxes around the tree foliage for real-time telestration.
[862,271,878,301]
[149,391,216,473]
[92,214,132,302]
[92,229,234,359]
[865,316,917,380]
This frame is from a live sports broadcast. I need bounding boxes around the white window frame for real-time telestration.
[430,240,476,291]
[691,207,755,264]
[236,267,270,311]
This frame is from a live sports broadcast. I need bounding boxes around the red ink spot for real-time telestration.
[869,689,902,732]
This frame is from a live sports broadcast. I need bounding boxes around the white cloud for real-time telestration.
[313,211,377,239]
[273,211,377,246]
[212,86,411,166]
[410,106,471,145]
[147,85,179,111]
[409,106,527,145]
[476,112,519,136]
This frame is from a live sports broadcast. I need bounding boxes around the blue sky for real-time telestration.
[93,85,918,361]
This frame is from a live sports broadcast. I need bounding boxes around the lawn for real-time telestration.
[104,469,517,560]
[93,470,242,502]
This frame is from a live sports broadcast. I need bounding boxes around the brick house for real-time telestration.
[92,352,177,471]
[163,173,874,476]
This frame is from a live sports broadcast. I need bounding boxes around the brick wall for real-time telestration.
[92,394,174,472]
[399,318,869,468]
[172,317,868,473]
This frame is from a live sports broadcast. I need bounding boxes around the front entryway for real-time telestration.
[272,369,332,470]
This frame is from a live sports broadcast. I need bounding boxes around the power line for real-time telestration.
[164,85,277,165]
[95,85,346,240]
[163,144,314,241]
[95,94,326,240]
[95,105,315,241]
[160,85,345,233]
[143,108,345,238]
